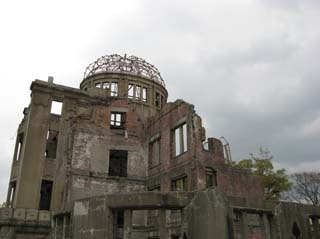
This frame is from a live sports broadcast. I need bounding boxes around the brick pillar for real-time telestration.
[124,210,132,239]
[159,209,166,239]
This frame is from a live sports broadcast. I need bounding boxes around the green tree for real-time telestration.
[233,148,291,200]
[0,202,6,208]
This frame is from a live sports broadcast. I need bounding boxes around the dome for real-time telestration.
[83,54,165,87]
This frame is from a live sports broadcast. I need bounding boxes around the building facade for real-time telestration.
[0,54,319,239]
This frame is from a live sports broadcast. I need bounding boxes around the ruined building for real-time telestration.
[0,54,320,239]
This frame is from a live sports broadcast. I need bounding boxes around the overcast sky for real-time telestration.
[0,0,320,202]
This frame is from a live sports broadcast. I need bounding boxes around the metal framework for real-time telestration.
[84,54,165,87]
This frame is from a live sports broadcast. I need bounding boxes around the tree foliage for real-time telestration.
[233,148,291,200]
[0,202,6,208]
[285,172,320,205]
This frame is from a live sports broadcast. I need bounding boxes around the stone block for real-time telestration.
[13,208,26,220]
[39,210,51,222]
[0,208,13,219]
[26,209,38,221]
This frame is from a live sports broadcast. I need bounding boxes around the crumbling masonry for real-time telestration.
[1,54,320,239]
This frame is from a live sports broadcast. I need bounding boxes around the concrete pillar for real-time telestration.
[241,212,249,239]
[105,208,114,239]
[313,217,320,239]
[159,209,166,239]
[262,214,271,239]
[124,210,133,239]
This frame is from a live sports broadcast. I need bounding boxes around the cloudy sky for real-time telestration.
[0,0,320,202]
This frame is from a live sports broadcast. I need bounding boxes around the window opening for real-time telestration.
[205,168,217,188]
[102,82,110,89]
[233,210,241,222]
[142,87,147,102]
[135,85,141,99]
[39,180,53,210]
[110,112,126,129]
[174,123,188,157]
[171,176,187,191]
[45,130,58,159]
[50,101,63,115]
[109,150,128,177]
[149,138,160,167]
[161,95,165,107]
[7,181,16,208]
[95,83,102,88]
[292,222,301,238]
[155,92,160,107]
[128,84,134,98]
[14,133,23,161]
[111,82,118,96]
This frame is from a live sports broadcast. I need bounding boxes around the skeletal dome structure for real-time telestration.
[80,54,167,110]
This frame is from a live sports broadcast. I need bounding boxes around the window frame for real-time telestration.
[108,150,128,177]
[171,176,188,191]
[110,112,126,129]
[173,122,188,157]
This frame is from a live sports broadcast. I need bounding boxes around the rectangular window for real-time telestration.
[171,176,187,191]
[14,133,23,161]
[135,85,141,99]
[50,101,63,115]
[102,82,110,89]
[109,150,128,177]
[7,181,16,208]
[128,84,134,98]
[173,123,188,157]
[45,130,58,159]
[149,138,160,167]
[110,112,126,129]
[155,92,160,107]
[39,180,53,210]
[142,87,147,102]
[205,168,217,188]
[111,82,118,96]
[95,83,102,88]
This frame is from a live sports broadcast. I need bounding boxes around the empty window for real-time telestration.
[109,150,128,177]
[155,92,160,107]
[128,84,147,102]
[205,168,217,188]
[142,87,147,102]
[110,112,126,129]
[149,138,160,167]
[14,133,23,161]
[135,85,141,99]
[111,82,118,96]
[7,181,16,208]
[95,83,102,88]
[171,176,187,191]
[45,130,58,159]
[50,101,63,115]
[102,82,110,89]
[174,123,188,156]
[233,211,241,222]
[39,180,53,210]
[128,84,134,98]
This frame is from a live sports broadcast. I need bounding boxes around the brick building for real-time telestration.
[0,54,319,239]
